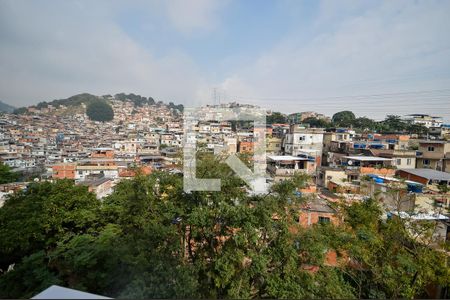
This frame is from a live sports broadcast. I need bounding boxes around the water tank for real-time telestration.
[374,178,384,184]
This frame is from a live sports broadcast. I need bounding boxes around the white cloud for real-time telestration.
[1,0,449,121]
[0,0,207,107]
[217,0,450,120]
[164,0,229,36]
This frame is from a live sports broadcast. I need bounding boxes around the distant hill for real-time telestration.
[34,93,114,122]
[35,93,100,109]
[0,101,15,113]
[13,92,184,114]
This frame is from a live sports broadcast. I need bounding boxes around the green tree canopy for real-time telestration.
[353,117,377,131]
[381,115,407,132]
[302,117,331,128]
[0,162,19,184]
[0,180,100,270]
[267,112,288,124]
[86,100,114,122]
[114,93,156,106]
[332,110,356,127]
[0,158,448,299]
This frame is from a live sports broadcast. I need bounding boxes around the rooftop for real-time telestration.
[343,155,392,161]
[267,155,309,161]
[78,177,112,187]
[419,140,447,144]
[398,168,450,181]
[393,211,449,221]
[302,197,336,213]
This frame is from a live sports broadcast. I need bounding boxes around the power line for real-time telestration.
[231,88,450,102]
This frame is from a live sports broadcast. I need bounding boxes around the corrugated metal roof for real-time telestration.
[399,168,450,181]
[344,156,392,161]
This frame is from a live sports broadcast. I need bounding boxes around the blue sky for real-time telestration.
[1,0,450,120]
[116,1,314,78]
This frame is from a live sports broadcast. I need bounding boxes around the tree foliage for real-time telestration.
[0,180,100,270]
[0,159,447,299]
[86,100,114,122]
[37,93,99,109]
[267,112,288,124]
[332,110,356,127]
[168,101,184,112]
[328,111,429,134]
[0,162,19,184]
[12,107,28,115]
[114,93,155,106]
[303,117,331,128]
[12,93,185,116]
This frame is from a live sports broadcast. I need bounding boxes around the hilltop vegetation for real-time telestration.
[35,93,100,109]
[86,99,114,122]
[114,93,155,106]
[12,92,184,115]
[269,110,429,134]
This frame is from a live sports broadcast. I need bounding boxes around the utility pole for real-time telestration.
[213,88,217,106]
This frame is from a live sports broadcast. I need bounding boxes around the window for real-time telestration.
[428,146,434,151]
[423,159,430,166]
[299,136,305,141]
[407,158,412,165]
[318,216,330,224]
[396,159,401,165]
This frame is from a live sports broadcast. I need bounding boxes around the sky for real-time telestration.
[1,0,450,121]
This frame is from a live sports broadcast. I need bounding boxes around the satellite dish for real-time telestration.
[348,160,353,165]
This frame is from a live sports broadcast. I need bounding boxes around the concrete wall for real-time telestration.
[393,156,416,169]
[299,210,339,227]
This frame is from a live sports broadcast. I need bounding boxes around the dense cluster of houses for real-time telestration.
[265,122,449,246]
[0,100,449,246]
[0,98,182,199]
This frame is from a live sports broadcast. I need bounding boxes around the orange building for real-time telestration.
[91,148,115,159]
[360,166,396,177]
[299,184,317,194]
[119,166,152,179]
[298,199,340,227]
[52,164,76,179]
[238,141,254,154]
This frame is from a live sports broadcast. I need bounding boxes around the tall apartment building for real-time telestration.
[283,124,324,165]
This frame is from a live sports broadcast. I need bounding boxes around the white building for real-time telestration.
[403,114,443,128]
[283,125,324,157]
